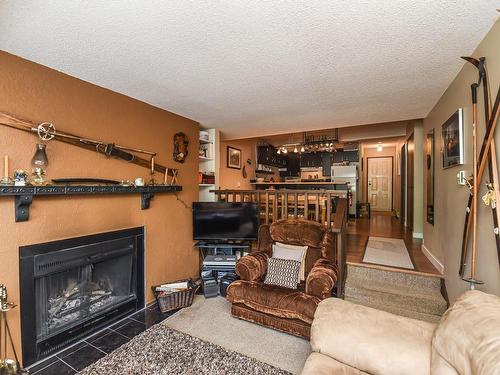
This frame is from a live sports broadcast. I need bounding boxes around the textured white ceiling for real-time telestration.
[0,2,498,139]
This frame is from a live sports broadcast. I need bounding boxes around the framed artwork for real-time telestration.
[441,108,464,169]
[426,129,435,225]
[227,146,241,169]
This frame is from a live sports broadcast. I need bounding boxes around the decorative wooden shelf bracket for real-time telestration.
[141,192,155,209]
[15,194,33,222]
[0,185,182,222]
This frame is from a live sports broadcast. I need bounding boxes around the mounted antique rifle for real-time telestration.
[0,111,178,183]
[459,56,500,279]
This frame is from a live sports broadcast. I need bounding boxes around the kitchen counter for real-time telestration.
[250,180,351,190]
[251,179,351,185]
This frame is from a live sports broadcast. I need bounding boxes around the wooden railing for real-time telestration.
[211,189,348,297]
[211,189,348,229]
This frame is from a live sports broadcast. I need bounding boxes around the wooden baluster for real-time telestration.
[315,193,320,222]
[294,192,298,218]
[266,192,270,224]
[273,192,278,223]
[284,192,288,219]
[327,193,332,228]
[304,192,309,220]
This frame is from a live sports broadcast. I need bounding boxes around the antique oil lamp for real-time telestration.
[30,143,49,185]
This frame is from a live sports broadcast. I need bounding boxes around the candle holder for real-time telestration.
[1,156,13,186]
[0,177,13,186]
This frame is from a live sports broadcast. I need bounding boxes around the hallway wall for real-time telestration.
[422,20,500,301]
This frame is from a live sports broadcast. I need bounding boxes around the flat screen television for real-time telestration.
[192,202,259,241]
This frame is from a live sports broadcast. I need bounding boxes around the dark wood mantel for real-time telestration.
[0,184,182,222]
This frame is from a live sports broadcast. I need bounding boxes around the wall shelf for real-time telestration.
[255,170,275,175]
[199,156,214,161]
[0,184,182,222]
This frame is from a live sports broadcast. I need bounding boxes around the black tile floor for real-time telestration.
[27,303,177,375]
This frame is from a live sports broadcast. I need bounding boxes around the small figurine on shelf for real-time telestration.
[13,170,28,187]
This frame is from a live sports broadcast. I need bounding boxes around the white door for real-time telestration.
[368,157,392,211]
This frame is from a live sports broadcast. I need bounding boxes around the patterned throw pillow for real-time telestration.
[274,242,308,282]
[264,258,301,289]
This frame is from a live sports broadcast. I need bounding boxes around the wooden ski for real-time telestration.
[0,111,178,178]
[459,57,500,276]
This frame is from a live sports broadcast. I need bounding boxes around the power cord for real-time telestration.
[174,191,192,210]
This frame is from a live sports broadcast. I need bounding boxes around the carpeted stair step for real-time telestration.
[346,264,442,290]
[344,282,447,317]
[344,264,447,323]
[344,295,443,324]
[344,277,447,316]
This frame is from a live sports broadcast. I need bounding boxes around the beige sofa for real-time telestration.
[301,291,500,375]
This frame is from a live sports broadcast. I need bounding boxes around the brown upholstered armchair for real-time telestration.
[226,219,342,339]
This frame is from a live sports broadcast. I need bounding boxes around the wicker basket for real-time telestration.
[152,279,198,313]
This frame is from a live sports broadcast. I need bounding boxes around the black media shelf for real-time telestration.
[0,184,182,222]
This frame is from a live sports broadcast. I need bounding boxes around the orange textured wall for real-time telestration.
[219,138,259,189]
[0,51,199,363]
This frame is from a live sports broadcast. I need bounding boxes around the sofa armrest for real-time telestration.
[306,258,338,299]
[311,298,436,375]
[235,251,269,282]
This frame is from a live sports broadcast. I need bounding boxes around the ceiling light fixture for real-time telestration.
[283,147,287,154]
[300,145,305,153]
[294,146,298,153]
[277,148,281,154]
[377,143,383,152]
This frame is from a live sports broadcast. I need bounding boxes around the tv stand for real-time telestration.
[195,241,252,259]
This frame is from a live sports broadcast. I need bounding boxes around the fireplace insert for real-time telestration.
[20,227,145,366]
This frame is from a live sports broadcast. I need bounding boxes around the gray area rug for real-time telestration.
[165,296,310,374]
[78,324,290,375]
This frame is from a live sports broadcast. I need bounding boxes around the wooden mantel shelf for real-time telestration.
[0,184,182,222]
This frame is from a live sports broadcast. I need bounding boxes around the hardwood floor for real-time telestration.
[346,214,442,276]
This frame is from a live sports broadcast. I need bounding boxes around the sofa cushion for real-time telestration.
[311,298,435,375]
[226,280,320,324]
[432,290,500,375]
[264,258,301,289]
[301,353,370,375]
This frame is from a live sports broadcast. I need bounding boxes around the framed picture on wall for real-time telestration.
[426,129,435,225]
[227,146,241,169]
[441,108,464,169]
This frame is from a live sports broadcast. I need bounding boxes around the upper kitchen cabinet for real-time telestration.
[257,144,286,167]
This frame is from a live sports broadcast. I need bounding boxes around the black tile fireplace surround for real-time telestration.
[19,227,145,367]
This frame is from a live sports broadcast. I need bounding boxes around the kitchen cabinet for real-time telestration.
[257,145,286,167]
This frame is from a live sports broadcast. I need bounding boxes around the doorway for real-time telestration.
[400,144,406,224]
[407,133,415,231]
[367,157,393,211]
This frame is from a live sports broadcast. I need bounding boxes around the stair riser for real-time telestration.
[345,296,442,324]
[347,265,441,289]
[344,284,447,315]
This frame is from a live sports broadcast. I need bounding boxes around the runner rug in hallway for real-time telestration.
[362,236,414,269]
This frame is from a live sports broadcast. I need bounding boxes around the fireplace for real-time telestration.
[19,227,145,366]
